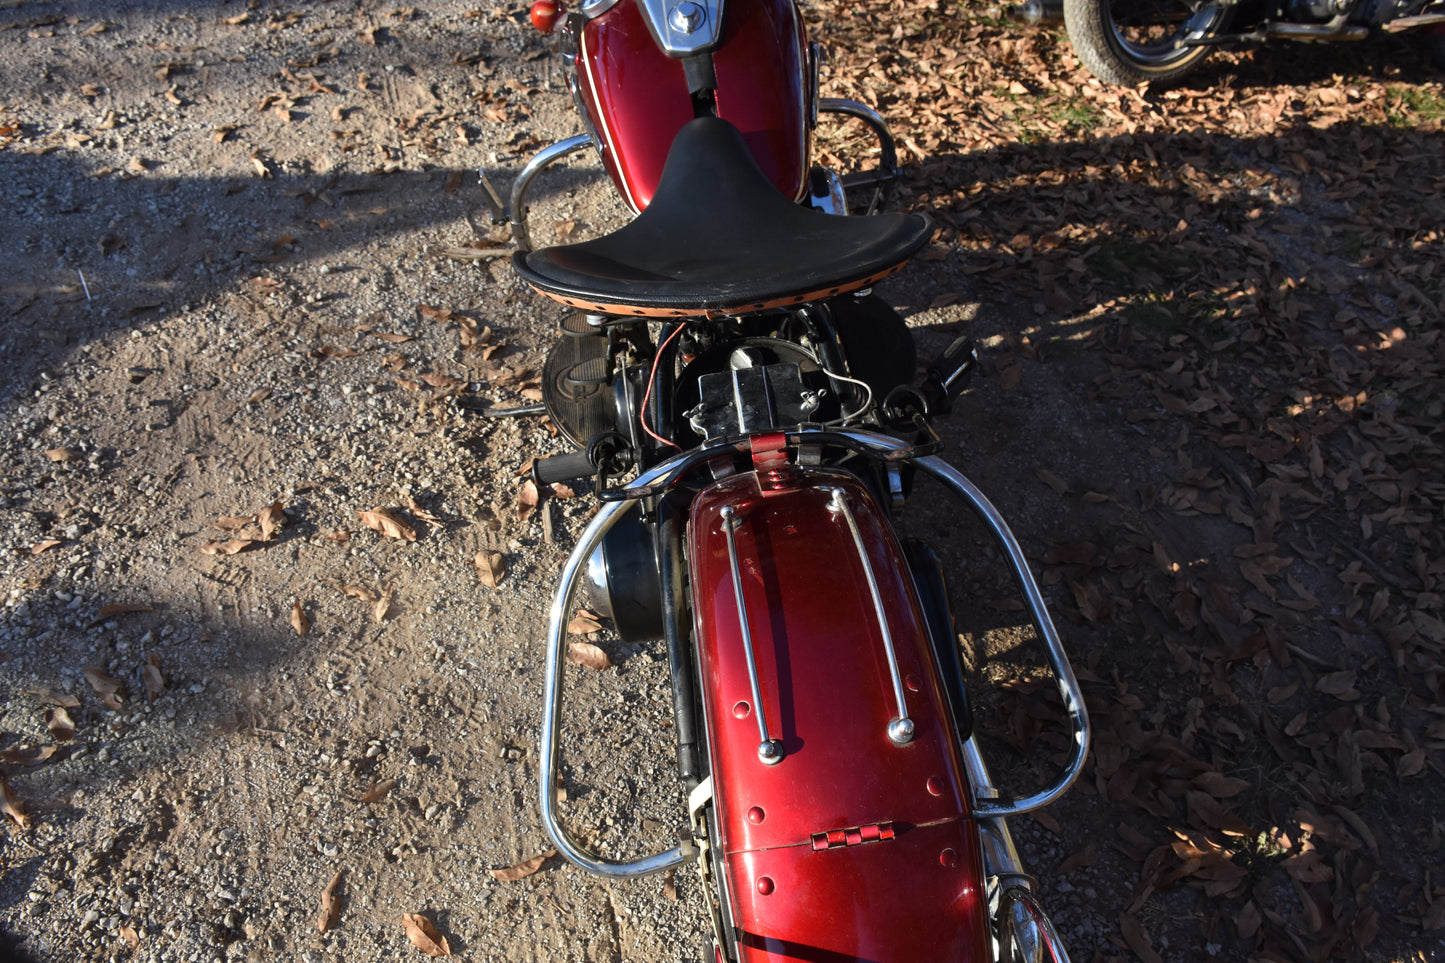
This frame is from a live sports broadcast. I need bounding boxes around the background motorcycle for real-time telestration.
[484,1,1091,959]
[1012,0,1445,84]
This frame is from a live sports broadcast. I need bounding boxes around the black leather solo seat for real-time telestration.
[512,117,934,319]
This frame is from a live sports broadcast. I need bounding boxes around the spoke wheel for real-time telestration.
[1064,0,1229,85]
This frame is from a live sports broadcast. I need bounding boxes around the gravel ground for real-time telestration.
[0,4,712,960]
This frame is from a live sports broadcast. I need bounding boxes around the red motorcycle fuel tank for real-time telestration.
[576,0,810,211]
[689,468,991,962]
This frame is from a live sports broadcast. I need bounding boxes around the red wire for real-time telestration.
[641,324,687,450]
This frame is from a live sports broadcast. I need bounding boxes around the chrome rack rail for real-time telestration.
[828,486,914,746]
[720,506,784,765]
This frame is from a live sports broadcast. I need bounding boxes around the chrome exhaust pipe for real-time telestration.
[1005,0,1065,24]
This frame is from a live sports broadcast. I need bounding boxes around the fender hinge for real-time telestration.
[810,821,896,852]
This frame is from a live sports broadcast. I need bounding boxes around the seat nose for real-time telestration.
[512,117,933,318]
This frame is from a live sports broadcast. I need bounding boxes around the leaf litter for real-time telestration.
[806,2,1445,957]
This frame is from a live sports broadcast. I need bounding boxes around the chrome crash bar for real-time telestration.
[539,427,1090,877]
[818,98,899,215]
[503,133,592,253]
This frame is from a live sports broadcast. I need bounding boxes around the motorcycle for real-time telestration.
[480,1,1091,959]
[1026,0,1445,85]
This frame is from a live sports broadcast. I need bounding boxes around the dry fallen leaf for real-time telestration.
[1398,748,1427,778]
[216,515,254,530]
[357,508,417,542]
[401,913,450,957]
[259,501,287,540]
[1057,845,1098,875]
[318,870,343,932]
[1031,810,1063,835]
[516,479,540,524]
[1034,468,1070,495]
[1119,912,1164,963]
[360,778,398,804]
[141,655,165,702]
[45,706,77,742]
[487,850,555,882]
[402,494,442,523]
[119,924,140,949]
[86,603,154,629]
[201,538,254,556]
[420,372,464,389]
[567,641,611,670]
[28,689,81,709]
[311,344,360,360]
[30,539,63,555]
[566,612,604,636]
[0,745,57,766]
[43,447,82,463]
[1193,772,1250,798]
[96,603,153,619]
[0,775,30,829]
[341,584,379,602]
[373,589,394,624]
[290,600,310,638]
[82,666,125,710]
[474,551,505,588]
[662,869,678,900]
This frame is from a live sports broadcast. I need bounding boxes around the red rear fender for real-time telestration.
[688,468,990,962]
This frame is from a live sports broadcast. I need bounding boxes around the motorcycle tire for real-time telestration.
[1063,0,1230,86]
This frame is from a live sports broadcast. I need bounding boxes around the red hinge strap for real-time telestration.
[810,821,896,851]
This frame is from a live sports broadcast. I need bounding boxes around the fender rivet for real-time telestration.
[756,876,775,895]
[747,807,765,824]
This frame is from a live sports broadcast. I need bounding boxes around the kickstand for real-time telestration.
[462,401,547,418]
